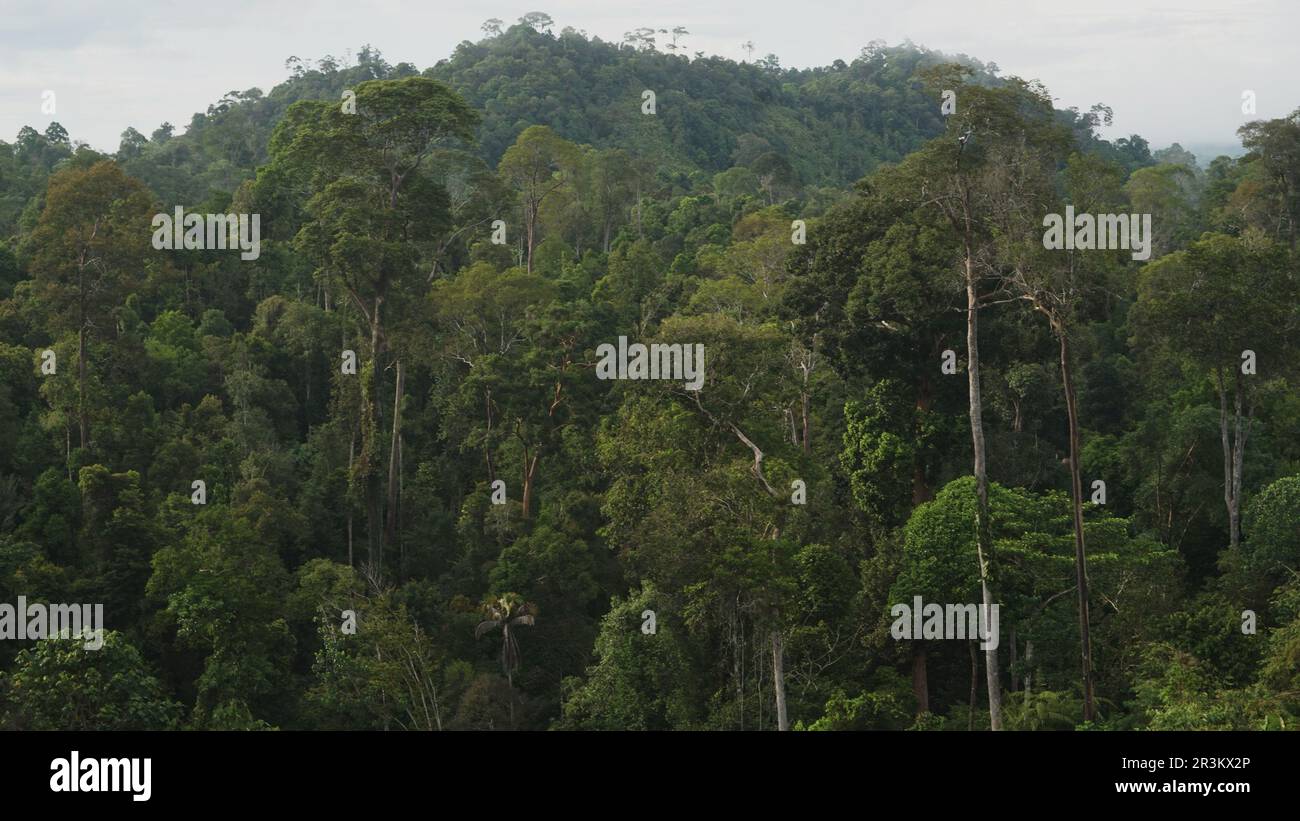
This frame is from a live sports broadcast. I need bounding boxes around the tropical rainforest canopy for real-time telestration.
[1,17,1298,731]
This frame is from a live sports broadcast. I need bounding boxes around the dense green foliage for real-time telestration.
[1,20,1299,730]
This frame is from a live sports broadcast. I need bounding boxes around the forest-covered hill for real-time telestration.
[0,18,1298,732]
[0,24,1158,238]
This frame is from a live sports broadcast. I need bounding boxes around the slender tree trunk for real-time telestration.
[77,324,88,451]
[968,641,978,731]
[1009,627,1019,693]
[964,245,1003,731]
[347,427,355,567]
[75,256,90,453]
[398,433,405,577]
[1233,392,1248,547]
[733,604,744,731]
[506,665,516,730]
[771,628,789,731]
[525,200,538,274]
[384,359,405,552]
[484,388,496,483]
[1218,371,1235,549]
[358,305,385,582]
[1024,640,1034,700]
[757,630,767,730]
[521,451,539,517]
[1232,388,1245,547]
[1219,369,1251,550]
[1058,329,1095,722]
[912,644,930,715]
[635,180,644,238]
[800,389,811,455]
[1287,178,1296,250]
[914,372,934,505]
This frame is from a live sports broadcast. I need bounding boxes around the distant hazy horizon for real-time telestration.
[1185,143,1247,166]
[2,0,1294,156]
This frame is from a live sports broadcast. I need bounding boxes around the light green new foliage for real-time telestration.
[559,582,698,730]
[0,630,181,730]
[1243,475,1300,576]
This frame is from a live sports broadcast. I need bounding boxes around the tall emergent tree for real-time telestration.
[1131,233,1299,551]
[499,125,579,274]
[999,150,1124,722]
[885,69,1071,729]
[25,161,155,455]
[1238,109,1300,249]
[266,77,479,579]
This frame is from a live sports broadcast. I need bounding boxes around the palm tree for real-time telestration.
[474,593,537,689]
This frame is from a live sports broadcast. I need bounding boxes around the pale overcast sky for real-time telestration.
[0,0,1294,157]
